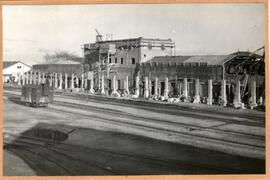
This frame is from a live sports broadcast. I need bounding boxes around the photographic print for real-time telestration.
[2,3,266,176]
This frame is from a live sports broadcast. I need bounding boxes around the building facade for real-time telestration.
[83,37,175,94]
[3,61,31,83]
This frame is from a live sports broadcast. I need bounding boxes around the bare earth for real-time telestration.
[3,88,265,175]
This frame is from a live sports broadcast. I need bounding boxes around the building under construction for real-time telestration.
[83,32,265,109]
[139,50,265,108]
[20,31,264,109]
[83,33,175,94]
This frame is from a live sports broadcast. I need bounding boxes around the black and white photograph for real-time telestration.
[2,3,266,176]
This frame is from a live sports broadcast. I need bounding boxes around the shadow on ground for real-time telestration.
[3,122,265,176]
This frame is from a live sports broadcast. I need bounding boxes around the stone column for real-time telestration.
[23,73,26,85]
[35,72,38,84]
[164,77,169,100]
[112,74,117,94]
[22,74,25,86]
[175,76,178,95]
[42,73,45,84]
[54,73,58,89]
[28,72,31,84]
[26,72,29,84]
[125,76,129,94]
[76,76,79,88]
[29,71,31,84]
[84,78,88,89]
[144,76,149,98]
[179,82,182,95]
[193,79,200,103]
[49,73,53,87]
[250,78,257,109]
[221,80,227,106]
[35,72,38,85]
[90,74,94,93]
[71,73,74,89]
[154,77,158,96]
[149,79,152,96]
[183,78,188,97]
[115,79,119,90]
[65,73,68,89]
[38,72,41,85]
[135,75,140,97]
[40,73,43,84]
[18,74,21,86]
[25,74,27,85]
[33,72,35,84]
[20,74,23,85]
[33,72,36,84]
[81,74,84,90]
[37,72,40,85]
[29,71,33,84]
[21,74,24,85]
[33,72,37,84]
[233,79,241,108]
[101,74,105,95]
[207,79,213,105]
[59,73,63,90]
[158,83,161,97]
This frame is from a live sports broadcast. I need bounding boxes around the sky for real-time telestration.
[3,4,265,65]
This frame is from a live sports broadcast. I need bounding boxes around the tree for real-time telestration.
[43,51,82,63]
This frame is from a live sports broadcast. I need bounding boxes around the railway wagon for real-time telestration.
[21,83,53,107]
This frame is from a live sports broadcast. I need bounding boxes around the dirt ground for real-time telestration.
[3,90,265,175]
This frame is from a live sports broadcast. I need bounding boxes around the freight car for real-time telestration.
[21,83,53,107]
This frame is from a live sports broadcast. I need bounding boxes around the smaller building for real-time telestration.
[32,59,83,90]
[3,61,31,83]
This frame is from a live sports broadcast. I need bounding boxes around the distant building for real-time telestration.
[32,59,82,76]
[3,61,31,83]
[31,59,83,89]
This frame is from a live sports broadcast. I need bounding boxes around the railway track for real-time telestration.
[4,86,265,124]
[3,90,265,159]
[53,92,265,125]
[48,101,264,150]
[5,91,264,147]
[5,89,264,130]
[3,89,265,129]
[3,89,265,174]
[53,100,265,139]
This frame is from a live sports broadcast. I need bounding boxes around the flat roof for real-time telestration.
[84,37,174,45]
